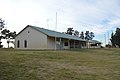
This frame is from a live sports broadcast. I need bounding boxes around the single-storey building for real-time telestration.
[86,40,102,48]
[15,25,101,49]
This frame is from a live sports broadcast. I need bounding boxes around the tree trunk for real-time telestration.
[7,41,10,48]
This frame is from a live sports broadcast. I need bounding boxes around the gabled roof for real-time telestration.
[16,25,102,43]
[29,25,85,41]
[89,40,101,44]
[16,25,85,41]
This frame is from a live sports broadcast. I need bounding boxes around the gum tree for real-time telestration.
[0,18,5,48]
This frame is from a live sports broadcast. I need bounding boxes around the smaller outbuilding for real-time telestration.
[87,40,102,48]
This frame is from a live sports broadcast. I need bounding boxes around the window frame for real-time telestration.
[24,40,27,48]
[64,42,68,46]
[17,40,20,48]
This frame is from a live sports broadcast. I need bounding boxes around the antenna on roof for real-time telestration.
[47,19,49,29]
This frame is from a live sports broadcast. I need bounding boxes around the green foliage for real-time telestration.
[0,18,5,48]
[0,18,5,30]
[110,32,115,47]
[105,44,112,48]
[1,29,16,48]
[65,28,95,40]
[66,27,74,35]
[0,49,120,80]
[80,31,84,39]
[110,28,120,47]
[1,29,16,39]
[0,18,16,48]
[85,31,95,40]
[74,30,79,37]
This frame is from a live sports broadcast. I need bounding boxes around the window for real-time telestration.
[64,42,68,46]
[24,40,27,48]
[56,38,60,41]
[28,31,30,33]
[17,40,20,48]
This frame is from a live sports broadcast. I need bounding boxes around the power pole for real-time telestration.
[47,19,49,29]
[104,34,106,47]
[55,12,57,50]
[108,32,109,45]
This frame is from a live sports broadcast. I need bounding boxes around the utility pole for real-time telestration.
[47,19,49,29]
[104,34,106,47]
[55,12,57,50]
[108,32,109,45]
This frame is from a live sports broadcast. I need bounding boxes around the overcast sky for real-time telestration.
[0,0,120,46]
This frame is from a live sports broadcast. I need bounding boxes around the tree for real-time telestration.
[89,32,95,40]
[1,29,10,38]
[85,31,90,40]
[7,31,16,48]
[74,30,79,37]
[1,29,16,48]
[0,18,5,48]
[0,36,3,48]
[85,31,95,40]
[66,27,74,35]
[110,28,120,48]
[0,18,5,30]
[0,18,17,48]
[80,31,84,39]
[110,32,116,47]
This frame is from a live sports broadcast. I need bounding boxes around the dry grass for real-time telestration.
[0,48,120,80]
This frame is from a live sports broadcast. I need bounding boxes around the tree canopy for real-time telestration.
[0,18,5,30]
[0,18,5,48]
[66,27,74,35]
[65,27,95,40]
[110,28,120,48]
[85,31,95,40]
[0,18,16,48]
[74,30,79,37]
[80,31,84,39]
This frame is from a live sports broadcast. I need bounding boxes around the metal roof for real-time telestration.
[89,40,101,44]
[29,25,86,41]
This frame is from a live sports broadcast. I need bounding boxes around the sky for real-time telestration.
[0,0,120,47]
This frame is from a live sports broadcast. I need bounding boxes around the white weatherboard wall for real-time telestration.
[47,37,55,49]
[15,27,47,49]
[63,39,70,49]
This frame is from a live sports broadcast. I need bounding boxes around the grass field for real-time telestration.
[0,48,120,80]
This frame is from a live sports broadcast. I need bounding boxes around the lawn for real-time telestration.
[0,48,120,80]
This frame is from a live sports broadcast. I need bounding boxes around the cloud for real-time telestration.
[41,0,120,35]
[0,0,120,36]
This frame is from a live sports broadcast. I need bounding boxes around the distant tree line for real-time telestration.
[110,28,120,48]
[65,27,95,40]
[0,18,16,48]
